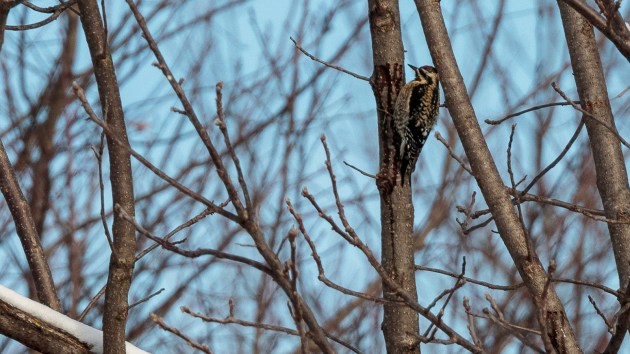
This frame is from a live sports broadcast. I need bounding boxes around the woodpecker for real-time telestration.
[394,64,440,185]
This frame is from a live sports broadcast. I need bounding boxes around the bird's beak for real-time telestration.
[407,64,418,71]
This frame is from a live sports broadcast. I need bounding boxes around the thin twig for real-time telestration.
[5,5,69,30]
[518,190,630,225]
[130,288,165,310]
[552,277,620,297]
[90,134,115,252]
[343,161,376,178]
[462,216,494,235]
[425,257,468,341]
[183,306,299,335]
[215,82,253,213]
[614,85,630,99]
[464,187,630,226]
[114,204,273,276]
[484,294,542,336]
[479,295,545,353]
[456,192,477,232]
[182,306,363,354]
[416,265,524,291]
[300,189,354,244]
[463,297,483,348]
[507,125,525,227]
[519,119,584,196]
[485,101,579,125]
[416,265,619,296]
[290,37,370,81]
[285,226,307,354]
[321,135,360,241]
[151,313,213,354]
[588,295,614,333]
[135,208,215,260]
[18,0,76,13]
[78,285,105,322]
[435,131,472,175]
[604,280,630,352]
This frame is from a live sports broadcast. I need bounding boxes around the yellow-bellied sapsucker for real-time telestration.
[394,64,440,185]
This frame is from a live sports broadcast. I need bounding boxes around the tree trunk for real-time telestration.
[367,1,421,353]
[77,1,137,353]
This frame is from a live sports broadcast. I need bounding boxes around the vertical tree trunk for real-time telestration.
[367,1,421,353]
[77,1,137,353]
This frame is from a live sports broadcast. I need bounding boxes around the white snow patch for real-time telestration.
[0,285,150,354]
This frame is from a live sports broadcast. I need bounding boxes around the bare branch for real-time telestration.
[290,37,370,81]
[485,101,579,125]
[0,138,60,309]
[151,313,213,354]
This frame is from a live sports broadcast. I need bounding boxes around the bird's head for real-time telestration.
[408,64,438,85]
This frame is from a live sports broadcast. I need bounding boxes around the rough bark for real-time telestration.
[557,0,630,291]
[367,0,420,353]
[557,3,630,352]
[0,298,91,354]
[414,1,582,352]
[77,1,137,353]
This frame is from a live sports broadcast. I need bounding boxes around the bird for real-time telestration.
[393,64,440,185]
